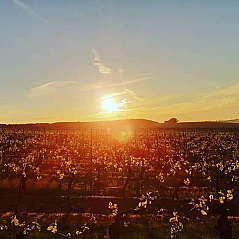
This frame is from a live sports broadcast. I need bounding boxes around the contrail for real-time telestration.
[13,0,44,21]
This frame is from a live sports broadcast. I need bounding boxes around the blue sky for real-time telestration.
[1,0,239,123]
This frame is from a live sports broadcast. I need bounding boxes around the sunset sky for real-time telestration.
[1,1,239,124]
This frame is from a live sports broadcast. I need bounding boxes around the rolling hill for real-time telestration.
[2,118,239,130]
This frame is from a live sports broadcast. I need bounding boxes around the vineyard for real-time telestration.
[0,124,239,238]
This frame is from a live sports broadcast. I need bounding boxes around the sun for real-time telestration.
[102,98,117,113]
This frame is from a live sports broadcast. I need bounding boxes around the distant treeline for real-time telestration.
[1,119,239,130]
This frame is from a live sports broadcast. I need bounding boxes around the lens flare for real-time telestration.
[114,126,132,143]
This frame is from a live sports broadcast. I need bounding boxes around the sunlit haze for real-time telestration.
[1,1,239,123]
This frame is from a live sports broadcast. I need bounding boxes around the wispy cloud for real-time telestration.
[94,62,112,75]
[28,77,150,99]
[79,77,151,91]
[99,91,126,100]
[28,81,76,97]
[92,49,111,75]
[92,49,100,62]
[133,83,239,121]
[13,0,44,21]
[123,88,142,101]
[95,87,144,119]
[88,83,239,121]
[98,88,142,101]
[197,83,239,101]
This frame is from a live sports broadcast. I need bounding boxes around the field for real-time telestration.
[0,124,239,238]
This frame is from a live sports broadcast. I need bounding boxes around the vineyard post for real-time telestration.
[44,128,47,164]
[90,127,93,215]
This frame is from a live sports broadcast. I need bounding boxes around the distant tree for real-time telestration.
[164,118,179,124]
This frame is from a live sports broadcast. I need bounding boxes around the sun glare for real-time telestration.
[102,98,117,113]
